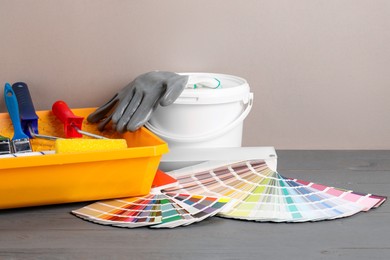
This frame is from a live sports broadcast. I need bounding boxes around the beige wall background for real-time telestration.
[0,0,389,149]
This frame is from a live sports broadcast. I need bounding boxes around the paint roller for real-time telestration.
[51,100,129,153]
[12,83,127,154]
[52,100,108,139]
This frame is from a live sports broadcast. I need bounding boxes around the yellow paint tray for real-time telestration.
[0,108,168,209]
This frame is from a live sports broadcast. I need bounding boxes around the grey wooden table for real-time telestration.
[0,151,389,260]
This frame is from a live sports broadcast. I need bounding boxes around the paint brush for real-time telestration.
[0,135,12,154]
[52,100,107,139]
[4,83,33,153]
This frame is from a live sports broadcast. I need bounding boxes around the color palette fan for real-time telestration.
[164,160,386,222]
[73,161,386,227]
[72,170,230,228]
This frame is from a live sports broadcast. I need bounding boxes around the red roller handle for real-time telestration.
[52,100,84,138]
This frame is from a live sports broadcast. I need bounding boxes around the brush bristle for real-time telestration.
[12,138,33,153]
[55,139,128,154]
[0,136,11,154]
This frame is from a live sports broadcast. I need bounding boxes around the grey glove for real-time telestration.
[87,71,188,132]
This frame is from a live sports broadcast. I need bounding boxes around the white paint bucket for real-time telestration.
[145,73,253,149]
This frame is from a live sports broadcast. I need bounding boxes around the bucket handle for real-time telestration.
[145,93,254,143]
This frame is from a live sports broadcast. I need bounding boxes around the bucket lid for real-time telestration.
[176,73,251,104]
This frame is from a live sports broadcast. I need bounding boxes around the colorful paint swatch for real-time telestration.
[73,161,386,227]
[72,192,229,228]
[72,170,230,228]
[289,178,387,210]
[72,194,164,228]
[164,160,387,222]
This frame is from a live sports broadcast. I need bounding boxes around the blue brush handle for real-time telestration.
[12,82,39,138]
[4,83,29,140]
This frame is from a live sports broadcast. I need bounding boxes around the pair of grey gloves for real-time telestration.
[87,71,188,133]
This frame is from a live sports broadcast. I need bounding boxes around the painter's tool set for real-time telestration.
[0,73,387,229]
[73,73,387,228]
[0,82,167,209]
